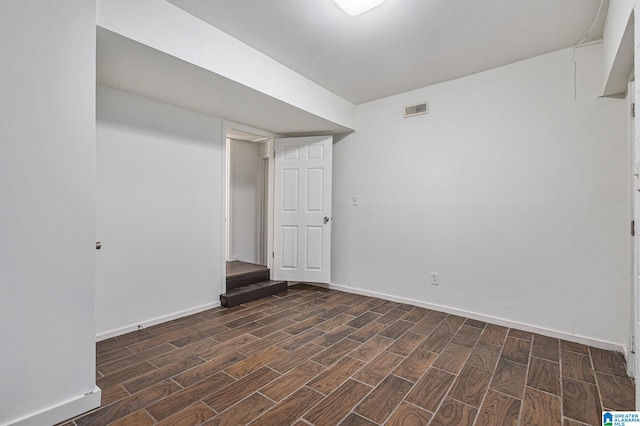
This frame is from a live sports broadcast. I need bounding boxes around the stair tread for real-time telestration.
[226,261,271,290]
[226,261,269,279]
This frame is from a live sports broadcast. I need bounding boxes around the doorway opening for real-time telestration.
[221,128,333,306]
[225,127,272,268]
[223,125,289,307]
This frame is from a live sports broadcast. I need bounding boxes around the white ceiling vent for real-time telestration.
[404,102,428,118]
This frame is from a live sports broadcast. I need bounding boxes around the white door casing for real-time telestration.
[631,81,640,400]
[273,136,332,283]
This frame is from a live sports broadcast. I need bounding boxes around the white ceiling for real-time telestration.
[167,0,608,104]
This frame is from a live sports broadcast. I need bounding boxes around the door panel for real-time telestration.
[273,136,332,283]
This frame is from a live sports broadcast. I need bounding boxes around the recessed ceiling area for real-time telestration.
[167,0,608,104]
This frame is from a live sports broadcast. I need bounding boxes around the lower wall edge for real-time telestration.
[96,302,221,342]
[5,386,101,426]
[310,282,626,354]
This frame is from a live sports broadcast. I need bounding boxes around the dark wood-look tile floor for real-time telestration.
[61,285,635,426]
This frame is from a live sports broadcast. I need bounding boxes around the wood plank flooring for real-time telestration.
[62,284,635,425]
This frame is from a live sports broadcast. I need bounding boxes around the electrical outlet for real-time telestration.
[430,272,439,285]
[352,196,358,206]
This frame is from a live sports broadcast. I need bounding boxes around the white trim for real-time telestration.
[222,120,277,271]
[96,302,220,341]
[257,156,269,265]
[223,121,276,142]
[226,137,234,261]
[5,386,101,426]
[221,126,228,295]
[266,137,275,271]
[629,79,637,381]
[309,282,626,354]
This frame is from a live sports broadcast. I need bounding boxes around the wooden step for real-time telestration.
[220,280,288,308]
[226,261,270,290]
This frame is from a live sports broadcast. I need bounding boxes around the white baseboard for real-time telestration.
[307,282,626,354]
[96,302,220,341]
[5,386,101,426]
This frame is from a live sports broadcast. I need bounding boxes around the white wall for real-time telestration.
[332,44,630,349]
[0,2,100,425]
[230,140,261,264]
[96,85,224,338]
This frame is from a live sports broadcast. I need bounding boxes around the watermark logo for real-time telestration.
[604,412,613,426]
[604,411,640,425]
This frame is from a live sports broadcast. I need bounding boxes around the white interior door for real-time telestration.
[273,136,332,283]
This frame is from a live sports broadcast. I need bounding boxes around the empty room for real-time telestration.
[2,0,639,425]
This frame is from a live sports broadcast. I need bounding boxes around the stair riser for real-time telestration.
[227,270,270,290]
[221,281,288,308]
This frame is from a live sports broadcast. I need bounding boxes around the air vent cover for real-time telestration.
[404,102,428,118]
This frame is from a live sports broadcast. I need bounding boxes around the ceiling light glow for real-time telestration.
[334,0,385,16]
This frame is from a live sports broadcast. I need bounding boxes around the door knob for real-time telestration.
[323,216,330,224]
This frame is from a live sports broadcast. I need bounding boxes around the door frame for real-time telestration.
[222,121,276,279]
[630,81,640,405]
[629,81,635,373]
